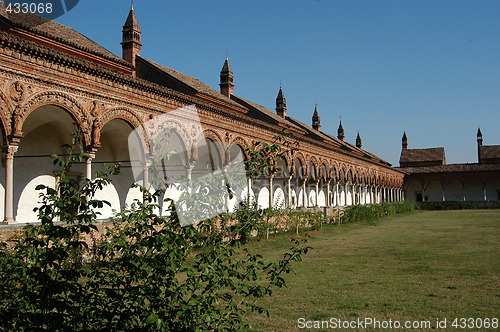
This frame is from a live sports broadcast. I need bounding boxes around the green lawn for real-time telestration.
[245,210,500,331]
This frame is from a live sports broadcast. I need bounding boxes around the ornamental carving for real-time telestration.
[91,117,103,148]
[88,100,103,118]
[9,81,25,103]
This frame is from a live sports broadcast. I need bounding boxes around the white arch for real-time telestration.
[273,187,286,209]
[318,190,326,207]
[257,187,270,209]
[94,183,121,219]
[16,175,56,223]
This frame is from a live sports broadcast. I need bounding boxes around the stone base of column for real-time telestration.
[1,218,15,225]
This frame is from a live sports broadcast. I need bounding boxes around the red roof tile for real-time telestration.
[0,2,128,66]
[480,145,500,161]
[400,147,445,164]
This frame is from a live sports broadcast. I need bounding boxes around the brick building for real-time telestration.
[0,5,404,224]
[399,130,500,202]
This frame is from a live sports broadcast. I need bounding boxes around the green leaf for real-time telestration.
[145,313,159,324]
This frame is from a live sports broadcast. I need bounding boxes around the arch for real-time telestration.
[276,156,289,178]
[202,129,225,145]
[485,179,500,201]
[331,163,339,182]
[338,168,346,184]
[93,183,121,219]
[192,137,223,178]
[317,190,326,207]
[16,175,56,223]
[99,107,147,151]
[229,135,250,160]
[308,156,319,179]
[444,179,463,201]
[257,187,270,209]
[308,188,316,206]
[424,180,443,201]
[308,160,317,181]
[15,91,90,147]
[13,104,85,224]
[273,187,286,209]
[319,163,328,181]
[465,179,484,201]
[405,180,424,202]
[201,129,225,163]
[293,152,306,178]
[346,168,354,183]
[143,115,191,162]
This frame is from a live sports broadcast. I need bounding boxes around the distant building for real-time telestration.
[399,130,500,202]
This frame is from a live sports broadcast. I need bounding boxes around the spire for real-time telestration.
[477,127,483,164]
[337,120,345,141]
[124,5,139,26]
[220,58,234,97]
[312,105,320,131]
[356,132,362,148]
[121,6,142,67]
[402,131,408,149]
[276,87,287,118]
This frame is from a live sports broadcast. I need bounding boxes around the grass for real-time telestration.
[244,210,500,331]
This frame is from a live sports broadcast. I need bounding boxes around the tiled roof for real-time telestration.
[0,2,128,66]
[400,147,445,163]
[230,95,303,132]
[283,117,391,166]
[400,163,500,174]
[480,145,500,161]
[138,57,244,109]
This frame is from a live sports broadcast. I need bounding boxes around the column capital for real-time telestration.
[1,144,18,167]
[2,144,19,158]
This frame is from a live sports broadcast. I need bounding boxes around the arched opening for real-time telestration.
[293,158,305,207]
[94,118,139,218]
[444,179,463,201]
[193,138,222,179]
[405,181,423,202]
[465,179,484,201]
[425,180,443,201]
[485,179,500,201]
[15,105,80,223]
[269,156,288,209]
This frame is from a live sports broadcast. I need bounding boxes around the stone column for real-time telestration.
[315,180,319,207]
[2,144,18,224]
[345,183,349,206]
[287,176,292,208]
[142,159,151,204]
[326,179,331,207]
[302,178,307,207]
[269,174,274,209]
[247,177,253,205]
[335,183,340,206]
[186,163,194,194]
[85,153,94,181]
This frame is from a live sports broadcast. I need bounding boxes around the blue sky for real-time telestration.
[56,0,500,166]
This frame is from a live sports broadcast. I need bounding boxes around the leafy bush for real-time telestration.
[418,201,500,210]
[0,138,309,331]
[342,201,417,225]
